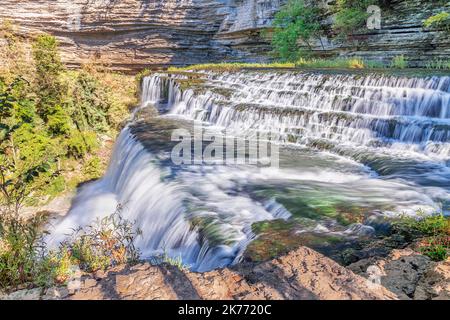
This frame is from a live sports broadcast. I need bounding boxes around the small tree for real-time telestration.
[32,34,65,120]
[271,0,324,62]
[0,78,54,215]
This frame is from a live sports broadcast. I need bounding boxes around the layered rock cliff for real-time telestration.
[0,0,449,70]
[0,0,284,71]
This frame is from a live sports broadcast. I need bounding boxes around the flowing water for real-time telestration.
[49,70,450,271]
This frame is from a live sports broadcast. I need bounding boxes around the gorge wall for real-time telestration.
[0,0,449,71]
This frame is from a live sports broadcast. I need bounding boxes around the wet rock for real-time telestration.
[364,212,393,236]
[344,223,376,237]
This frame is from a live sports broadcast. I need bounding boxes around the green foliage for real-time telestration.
[34,246,74,287]
[32,35,63,79]
[60,205,142,272]
[0,28,138,291]
[391,55,408,69]
[392,213,449,238]
[425,59,450,70]
[0,212,49,289]
[65,131,98,159]
[32,34,65,119]
[46,105,72,135]
[168,62,296,73]
[423,11,450,32]
[271,0,323,61]
[0,205,141,290]
[151,250,189,271]
[332,0,377,36]
[68,70,110,133]
[135,68,152,86]
[0,78,57,213]
[296,57,380,69]
[392,213,449,261]
[420,237,449,261]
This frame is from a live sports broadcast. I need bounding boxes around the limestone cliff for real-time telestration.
[0,0,283,71]
[0,0,448,70]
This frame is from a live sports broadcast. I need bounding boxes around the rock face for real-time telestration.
[0,0,284,71]
[349,248,450,300]
[0,0,448,70]
[34,247,397,300]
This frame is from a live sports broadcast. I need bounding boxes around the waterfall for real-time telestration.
[164,71,450,160]
[50,70,450,272]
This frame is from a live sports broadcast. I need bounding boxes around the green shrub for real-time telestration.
[271,0,323,61]
[296,57,370,68]
[392,213,449,238]
[420,237,449,261]
[0,212,49,289]
[46,105,72,135]
[32,35,65,119]
[423,11,450,32]
[43,175,66,198]
[332,0,377,36]
[66,131,98,159]
[34,246,74,287]
[82,156,103,180]
[0,205,141,290]
[391,55,408,69]
[151,250,190,271]
[392,213,449,261]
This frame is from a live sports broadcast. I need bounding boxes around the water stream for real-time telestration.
[49,70,450,271]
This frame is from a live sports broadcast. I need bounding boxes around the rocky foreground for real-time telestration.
[2,245,448,301]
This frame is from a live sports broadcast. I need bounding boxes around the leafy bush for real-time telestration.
[392,213,449,261]
[420,237,449,261]
[392,213,449,238]
[332,0,377,36]
[46,105,72,135]
[0,212,49,289]
[391,55,408,69]
[0,205,142,290]
[271,0,323,61]
[82,156,103,180]
[32,34,65,119]
[151,250,190,271]
[65,131,98,159]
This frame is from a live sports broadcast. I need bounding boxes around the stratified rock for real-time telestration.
[0,0,448,71]
[66,246,397,300]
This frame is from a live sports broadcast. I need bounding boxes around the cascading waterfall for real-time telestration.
[166,71,450,159]
[50,70,450,272]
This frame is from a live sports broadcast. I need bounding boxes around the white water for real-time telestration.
[50,70,450,271]
[166,71,450,160]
